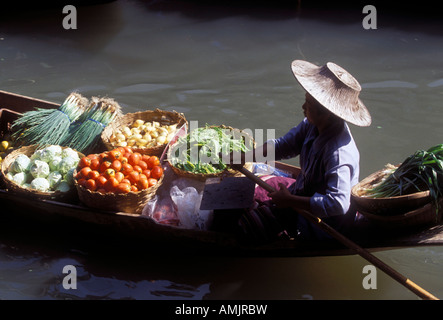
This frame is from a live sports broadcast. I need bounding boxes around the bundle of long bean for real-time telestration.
[363,144,443,215]
[11,93,88,147]
[172,125,252,174]
[63,97,122,154]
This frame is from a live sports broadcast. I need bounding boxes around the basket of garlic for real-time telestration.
[101,109,187,157]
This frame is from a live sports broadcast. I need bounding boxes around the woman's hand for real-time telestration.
[268,183,293,208]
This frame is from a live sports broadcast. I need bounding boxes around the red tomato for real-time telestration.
[115,171,125,183]
[85,179,97,191]
[128,153,142,167]
[148,178,158,187]
[104,168,116,180]
[141,155,150,163]
[90,158,100,171]
[138,160,148,171]
[80,167,92,179]
[123,146,133,154]
[133,165,142,174]
[79,157,91,168]
[142,169,151,179]
[108,149,122,161]
[121,178,131,185]
[116,182,131,194]
[87,154,99,160]
[77,178,87,188]
[127,171,140,185]
[88,170,100,180]
[111,160,122,172]
[147,156,160,169]
[150,166,163,180]
[105,177,119,192]
[137,177,149,190]
[121,163,133,176]
[96,175,107,189]
[99,160,112,173]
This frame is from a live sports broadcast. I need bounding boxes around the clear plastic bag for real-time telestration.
[142,177,213,230]
[143,195,180,226]
[170,185,213,230]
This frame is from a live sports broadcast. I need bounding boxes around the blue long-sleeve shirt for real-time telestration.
[271,118,360,219]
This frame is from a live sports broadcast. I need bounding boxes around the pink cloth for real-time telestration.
[254,175,296,205]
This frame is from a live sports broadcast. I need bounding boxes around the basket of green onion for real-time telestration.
[352,144,443,226]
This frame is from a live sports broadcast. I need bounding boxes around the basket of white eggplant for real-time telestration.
[101,109,187,157]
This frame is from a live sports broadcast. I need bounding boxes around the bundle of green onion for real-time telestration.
[171,125,252,174]
[62,97,122,154]
[12,93,88,147]
[363,144,443,210]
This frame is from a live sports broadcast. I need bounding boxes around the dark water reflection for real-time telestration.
[1,0,443,300]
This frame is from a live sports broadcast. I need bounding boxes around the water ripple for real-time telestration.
[362,80,418,89]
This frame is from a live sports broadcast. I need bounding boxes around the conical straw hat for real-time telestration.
[291,60,371,127]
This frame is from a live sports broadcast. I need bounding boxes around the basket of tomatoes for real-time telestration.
[73,146,164,214]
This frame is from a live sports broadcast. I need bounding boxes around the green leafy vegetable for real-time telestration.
[363,144,443,218]
[171,125,252,174]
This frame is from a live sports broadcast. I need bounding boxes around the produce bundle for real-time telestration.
[362,144,443,210]
[11,93,88,147]
[63,97,122,154]
[5,145,80,193]
[170,125,252,174]
[75,146,163,194]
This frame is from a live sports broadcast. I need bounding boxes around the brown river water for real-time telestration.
[0,0,443,301]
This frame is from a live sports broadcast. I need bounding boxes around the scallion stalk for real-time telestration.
[63,97,122,154]
[11,92,88,147]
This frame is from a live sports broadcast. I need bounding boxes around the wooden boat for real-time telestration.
[1,89,443,257]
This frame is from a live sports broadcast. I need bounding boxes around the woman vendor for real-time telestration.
[230,60,372,243]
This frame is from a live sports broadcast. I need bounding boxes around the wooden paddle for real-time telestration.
[237,166,440,300]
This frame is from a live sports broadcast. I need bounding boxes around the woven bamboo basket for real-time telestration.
[0,145,84,202]
[351,165,431,217]
[74,169,164,214]
[101,109,187,157]
[167,125,255,181]
[358,198,442,229]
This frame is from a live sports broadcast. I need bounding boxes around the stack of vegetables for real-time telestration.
[362,144,443,214]
[108,119,178,149]
[75,146,163,194]
[11,93,122,154]
[63,97,122,154]
[4,145,80,193]
[11,93,89,147]
[170,125,252,174]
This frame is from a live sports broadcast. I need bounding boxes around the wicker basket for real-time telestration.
[0,145,84,202]
[358,198,442,229]
[101,109,187,157]
[351,165,431,216]
[167,125,255,181]
[74,169,164,214]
